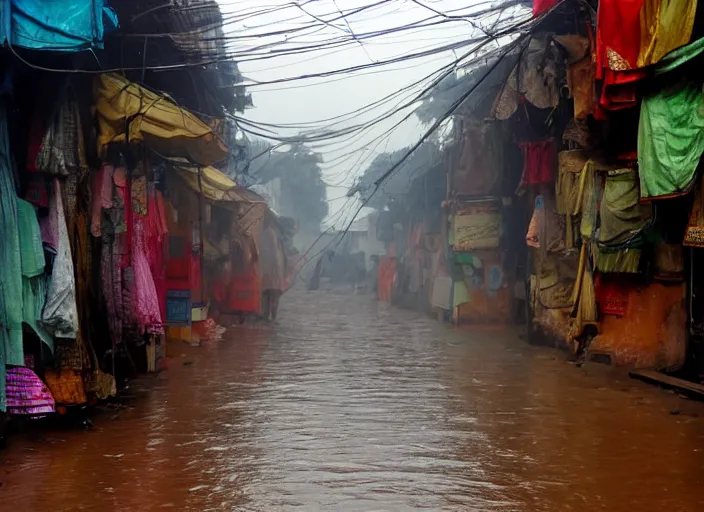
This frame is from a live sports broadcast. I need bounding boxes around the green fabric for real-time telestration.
[600,169,653,245]
[638,79,704,199]
[453,280,470,308]
[17,199,45,278]
[0,104,23,411]
[594,246,642,273]
[656,37,704,75]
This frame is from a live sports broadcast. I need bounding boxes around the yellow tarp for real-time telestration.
[175,166,237,202]
[94,73,228,167]
[175,166,268,206]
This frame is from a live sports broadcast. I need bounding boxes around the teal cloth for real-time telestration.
[0,104,23,410]
[0,0,118,52]
[16,199,53,353]
[17,199,45,278]
[638,78,704,199]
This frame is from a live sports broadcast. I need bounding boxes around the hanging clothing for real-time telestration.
[596,0,646,111]
[145,186,168,319]
[638,78,704,199]
[526,195,564,254]
[44,369,87,405]
[41,179,79,339]
[5,367,55,418]
[35,98,80,177]
[17,199,45,279]
[556,150,589,215]
[597,0,645,73]
[518,140,556,188]
[17,199,53,353]
[637,0,697,67]
[131,220,163,334]
[0,102,25,416]
[599,169,653,246]
[596,0,697,112]
[492,38,560,119]
[24,174,49,208]
[554,35,595,119]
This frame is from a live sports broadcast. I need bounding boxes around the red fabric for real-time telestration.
[596,0,643,74]
[595,274,630,316]
[26,116,44,173]
[190,249,202,297]
[146,189,168,319]
[596,68,646,114]
[214,267,261,314]
[518,140,556,187]
[533,0,559,16]
[595,0,646,113]
[378,257,397,303]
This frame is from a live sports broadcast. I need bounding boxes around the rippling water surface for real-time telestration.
[2,290,704,511]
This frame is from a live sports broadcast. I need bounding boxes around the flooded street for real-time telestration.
[2,290,704,511]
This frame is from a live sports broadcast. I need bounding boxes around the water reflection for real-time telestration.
[2,290,704,511]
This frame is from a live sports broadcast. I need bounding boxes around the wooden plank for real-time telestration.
[629,369,704,399]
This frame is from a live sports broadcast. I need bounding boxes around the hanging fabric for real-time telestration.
[0,104,21,411]
[5,367,55,418]
[638,78,704,199]
[41,179,79,339]
[518,139,556,188]
[637,0,697,67]
[492,37,561,119]
[599,169,653,246]
[17,199,53,353]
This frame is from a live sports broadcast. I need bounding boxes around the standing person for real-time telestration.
[259,216,286,321]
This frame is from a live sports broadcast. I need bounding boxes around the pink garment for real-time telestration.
[6,367,55,417]
[91,164,114,237]
[146,188,168,319]
[533,0,559,15]
[132,219,163,334]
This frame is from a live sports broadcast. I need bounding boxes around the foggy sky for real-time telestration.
[219,0,486,227]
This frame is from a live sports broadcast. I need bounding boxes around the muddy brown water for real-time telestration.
[2,290,704,511]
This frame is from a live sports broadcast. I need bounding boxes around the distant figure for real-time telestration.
[309,250,334,291]
[259,218,286,321]
[368,255,380,294]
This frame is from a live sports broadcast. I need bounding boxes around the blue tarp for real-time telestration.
[1,0,118,51]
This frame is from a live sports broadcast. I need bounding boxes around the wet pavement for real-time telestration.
[2,289,704,511]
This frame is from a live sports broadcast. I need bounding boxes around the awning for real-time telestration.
[94,73,228,166]
[175,165,267,204]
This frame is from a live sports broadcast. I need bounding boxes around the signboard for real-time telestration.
[452,202,501,251]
